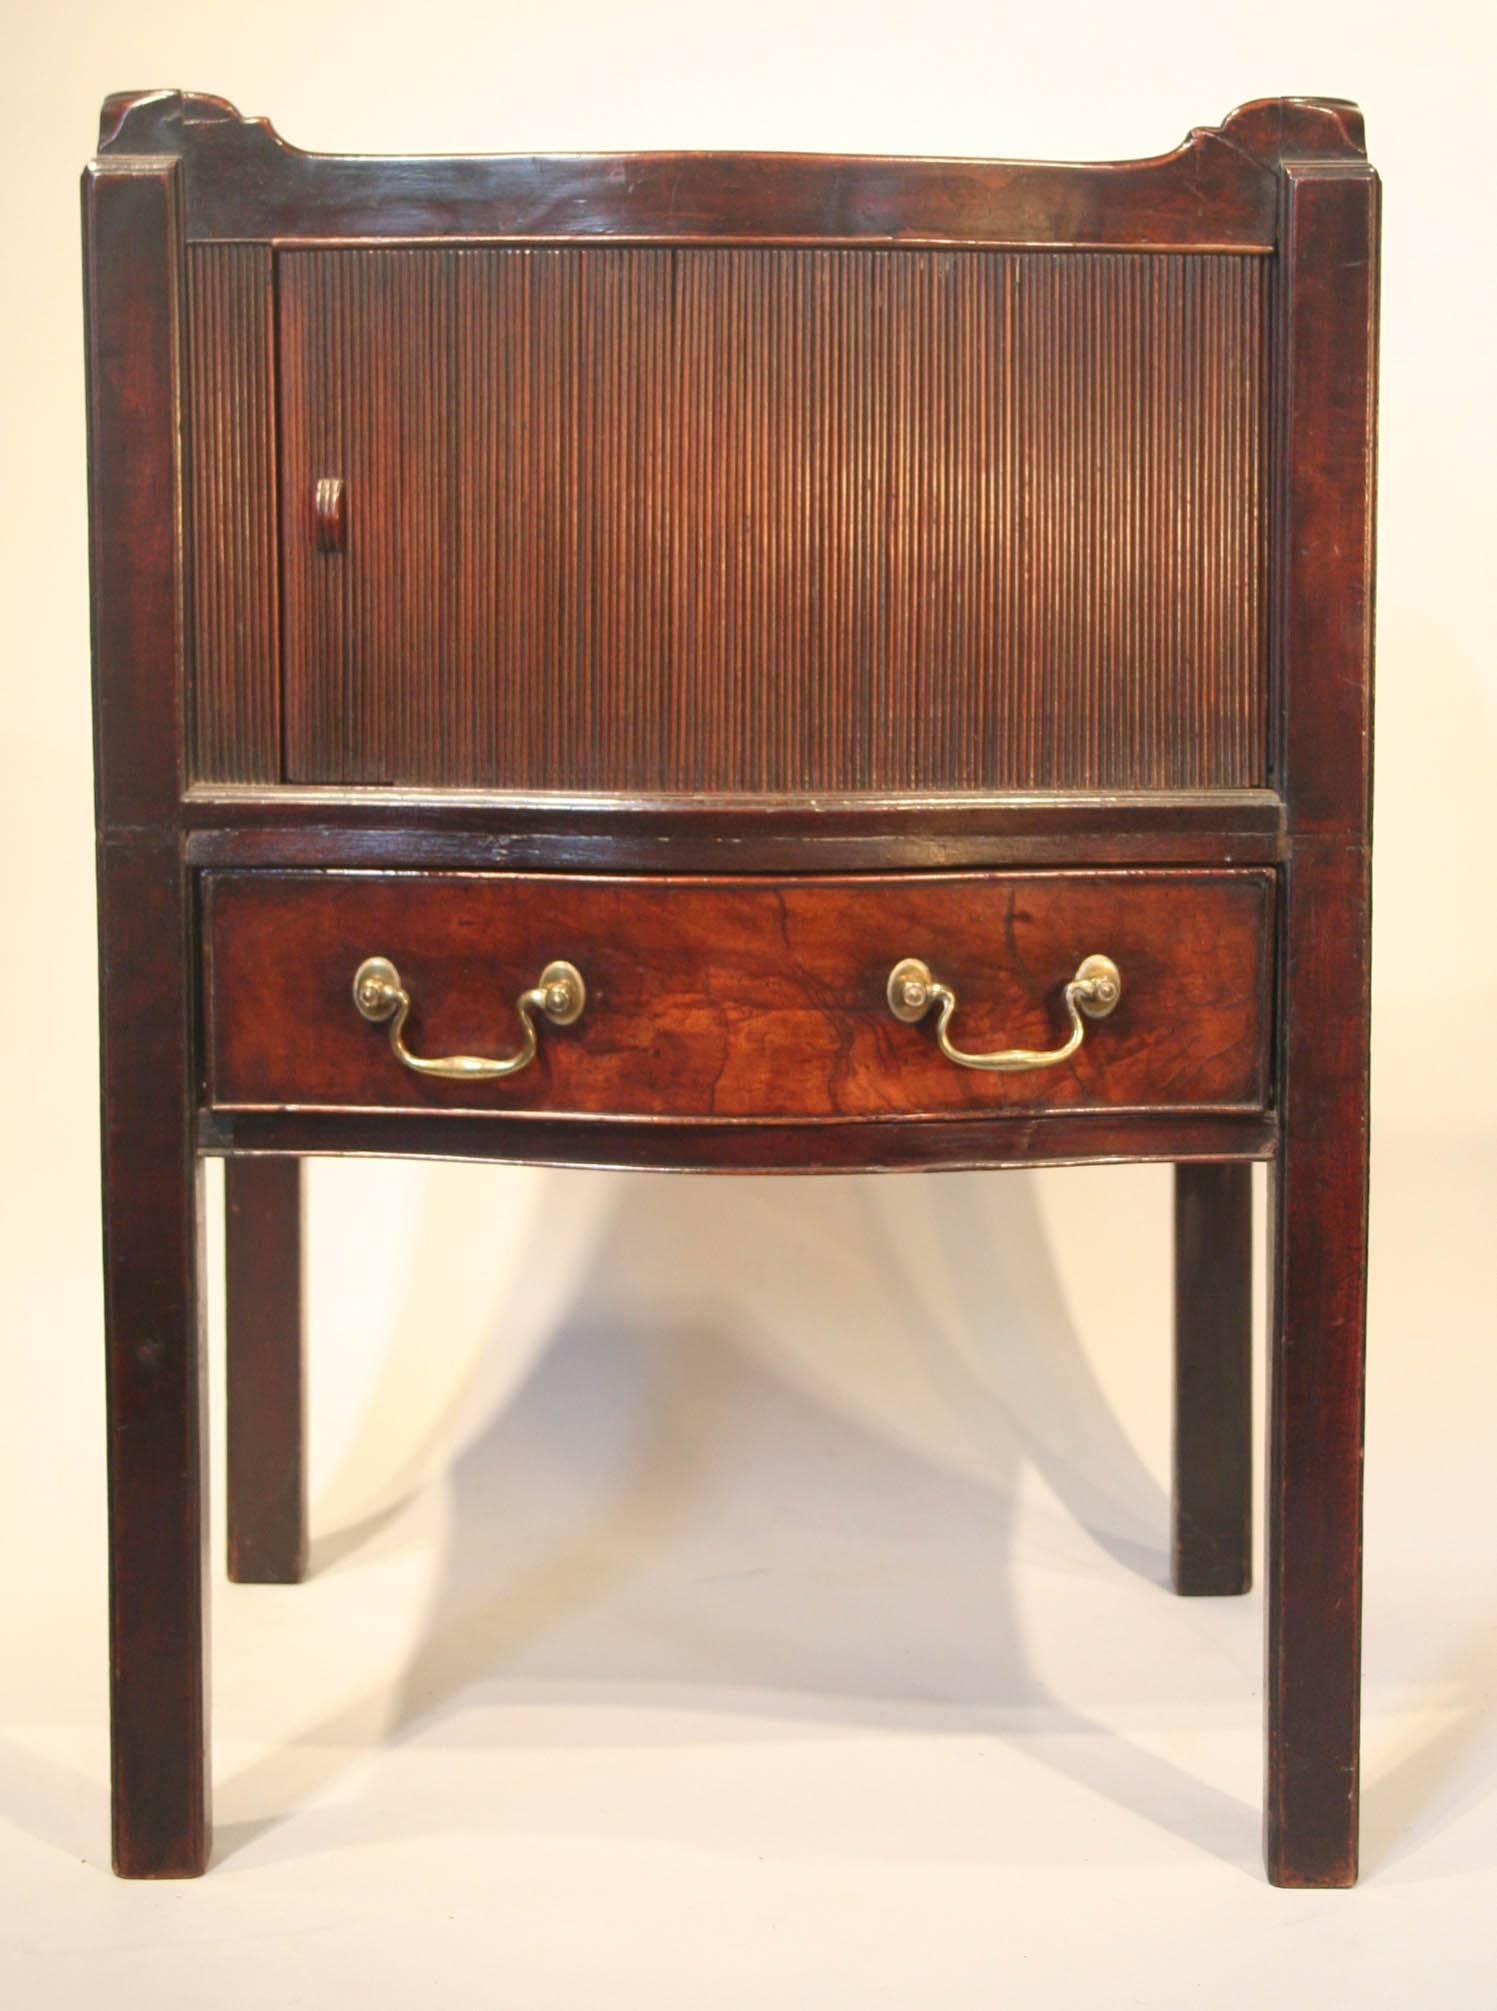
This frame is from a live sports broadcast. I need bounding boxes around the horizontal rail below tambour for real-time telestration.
[180,789,1286,873]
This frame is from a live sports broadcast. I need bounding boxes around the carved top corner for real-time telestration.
[1209,97,1367,168]
[97,90,277,157]
[98,88,1369,172]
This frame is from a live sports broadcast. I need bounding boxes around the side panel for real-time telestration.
[186,243,281,781]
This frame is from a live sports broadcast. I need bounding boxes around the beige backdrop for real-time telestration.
[2,3,1495,2003]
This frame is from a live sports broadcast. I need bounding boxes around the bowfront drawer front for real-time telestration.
[203,869,1273,1122]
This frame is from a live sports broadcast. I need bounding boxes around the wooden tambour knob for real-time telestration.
[313,475,346,553]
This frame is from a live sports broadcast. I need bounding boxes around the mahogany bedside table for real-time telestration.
[82,91,1377,1884]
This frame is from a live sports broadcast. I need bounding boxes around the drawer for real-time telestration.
[203,869,1274,1122]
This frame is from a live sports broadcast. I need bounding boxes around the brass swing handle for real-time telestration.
[886,953,1122,1073]
[352,956,586,1080]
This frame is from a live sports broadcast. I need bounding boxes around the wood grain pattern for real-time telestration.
[96,91,1367,248]
[83,94,1379,1885]
[186,243,280,782]
[1271,162,1380,837]
[181,787,1287,874]
[97,843,208,1878]
[204,868,1272,1121]
[83,159,189,830]
[84,153,209,1879]
[279,246,1267,794]
[1268,841,1371,1886]
[1264,153,1378,1891]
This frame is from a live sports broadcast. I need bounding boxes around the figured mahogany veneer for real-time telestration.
[204,868,1272,1120]
[84,93,1377,1890]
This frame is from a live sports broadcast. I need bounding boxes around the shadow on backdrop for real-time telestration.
[214,1166,1267,1869]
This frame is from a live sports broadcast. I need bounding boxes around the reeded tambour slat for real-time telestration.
[278,245,1268,794]
[186,244,280,781]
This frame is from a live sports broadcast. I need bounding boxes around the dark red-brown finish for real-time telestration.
[84,160,188,829]
[186,243,280,782]
[181,788,1287,873]
[1268,843,1372,1886]
[96,91,1365,249]
[84,155,209,1879]
[205,868,1272,1121]
[278,245,1267,793]
[1172,1163,1253,1596]
[1271,165,1379,837]
[203,1106,1276,1175]
[226,1159,306,1583]
[83,94,1378,1886]
[1263,153,1378,1890]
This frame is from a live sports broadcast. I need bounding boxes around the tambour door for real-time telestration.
[270,245,1271,795]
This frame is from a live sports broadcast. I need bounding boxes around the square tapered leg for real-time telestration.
[226,1158,307,1583]
[1264,844,1370,1888]
[99,845,210,1878]
[1172,1163,1253,1596]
